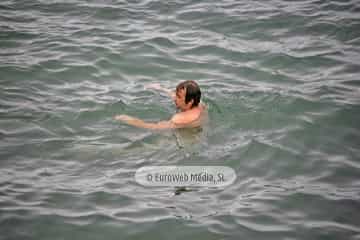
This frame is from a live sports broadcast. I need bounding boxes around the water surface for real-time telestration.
[1,0,360,239]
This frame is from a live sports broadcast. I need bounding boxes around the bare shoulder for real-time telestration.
[171,113,187,125]
[171,104,207,127]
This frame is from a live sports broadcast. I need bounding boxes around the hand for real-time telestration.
[114,114,143,127]
[114,114,136,123]
[145,83,163,91]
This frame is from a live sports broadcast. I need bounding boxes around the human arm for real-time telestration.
[114,111,201,130]
[145,83,175,100]
[114,114,175,130]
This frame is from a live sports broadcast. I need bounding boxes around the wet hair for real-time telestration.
[176,80,201,108]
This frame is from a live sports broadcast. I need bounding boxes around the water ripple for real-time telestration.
[1,0,360,239]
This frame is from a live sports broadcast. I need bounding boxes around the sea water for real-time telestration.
[1,0,360,239]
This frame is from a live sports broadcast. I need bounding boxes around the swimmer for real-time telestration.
[114,80,207,129]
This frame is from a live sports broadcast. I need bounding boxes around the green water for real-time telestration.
[1,0,360,239]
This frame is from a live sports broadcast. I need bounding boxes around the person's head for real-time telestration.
[174,80,201,111]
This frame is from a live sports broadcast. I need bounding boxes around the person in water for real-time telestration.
[114,80,206,129]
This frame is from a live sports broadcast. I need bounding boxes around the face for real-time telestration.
[174,88,193,111]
